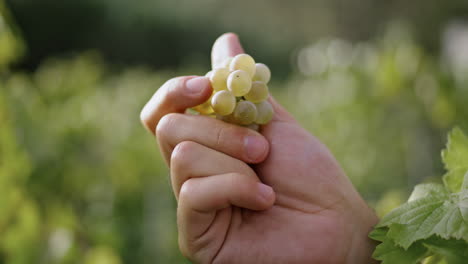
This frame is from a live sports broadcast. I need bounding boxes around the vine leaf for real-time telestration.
[442,127,468,193]
[371,128,468,263]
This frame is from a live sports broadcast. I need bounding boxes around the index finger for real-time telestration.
[211,33,245,69]
[140,76,212,134]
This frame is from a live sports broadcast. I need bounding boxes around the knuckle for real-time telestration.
[156,113,181,140]
[140,102,157,133]
[178,179,196,203]
[171,141,198,171]
[165,77,185,100]
[139,108,149,127]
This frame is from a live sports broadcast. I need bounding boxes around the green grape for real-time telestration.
[210,68,229,91]
[193,93,214,114]
[230,54,256,77]
[253,63,271,83]
[255,101,274,125]
[211,90,236,116]
[233,101,258,125]
[227,70,252,96]
[205,70,213,78]
[244,81,269,103]
[244,123,260,131]
[216,113,236,123]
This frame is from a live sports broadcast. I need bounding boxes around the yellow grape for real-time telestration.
[230,54,256,77]
[211,90,236,116]
[227,70,252,96]
[233,101,258,125]
[244,123,260,131]
[193,93,214,114]
[216,113,236,123]
[253,63,271,83]
[210,68,229,91]
[205,70,213,78]
[255,101,274,125]
[244,81,269,103]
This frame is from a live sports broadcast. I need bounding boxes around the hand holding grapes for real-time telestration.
[141,33,379,264]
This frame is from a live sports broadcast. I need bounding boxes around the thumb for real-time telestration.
[211,33,244,69]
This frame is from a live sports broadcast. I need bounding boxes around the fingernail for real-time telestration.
[244,135,267,162]
[257,183,274,202]
[186,77,208,94]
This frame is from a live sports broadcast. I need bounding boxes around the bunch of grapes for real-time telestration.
[193,54,274,130]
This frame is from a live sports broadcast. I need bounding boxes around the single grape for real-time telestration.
[230,54,256,77]
[210,68,230,91]
[193,93,214,114]
[205,70,213,78]
[255,101,274,125]
[211,90,236,116]
[216,113,236,123]
[233,101,258,125]
[244,123,260,131]
[253,63,271,83]
[227,70,252,96]
[244,81,269,103]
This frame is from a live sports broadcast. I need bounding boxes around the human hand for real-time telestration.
[141,33,379,264]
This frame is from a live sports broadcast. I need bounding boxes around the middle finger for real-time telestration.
[156,113,269,165]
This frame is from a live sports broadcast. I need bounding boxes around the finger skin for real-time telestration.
[177,172,275,261]
[211,33,245,69]
[170,141,257,198]
[156,113,269,165]
[140,76,212,134]
[267,95,296,123]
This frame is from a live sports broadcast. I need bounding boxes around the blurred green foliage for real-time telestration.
[6,0,468,77]
[1,1,468,264]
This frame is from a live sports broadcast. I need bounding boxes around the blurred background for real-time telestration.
[1,0,468,263]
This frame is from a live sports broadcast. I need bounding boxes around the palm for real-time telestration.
[206,117,367,263]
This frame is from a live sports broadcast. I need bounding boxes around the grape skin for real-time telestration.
[210,68,230,91]
[211,90,236,116]
[193,93,214,114]
[216,113,236,123]
[253,63,271,83]
[255,101,274,125]
[233,101,258,125]
[200,53,274,126]
[244,123,260,131]
[230,54,256,77]
[244,81,269,103]
[227,70,252,96]
[193,101,214,114]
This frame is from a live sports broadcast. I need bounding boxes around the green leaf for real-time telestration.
[369,227,388,242]
[423,237,468,264]
[377,194,449,228]
[442,128,468,192]
[378,190,468,249]
[443,169,468,194]
[372,228,428,264]
[408,183,448,202]
[462,171,468,191]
